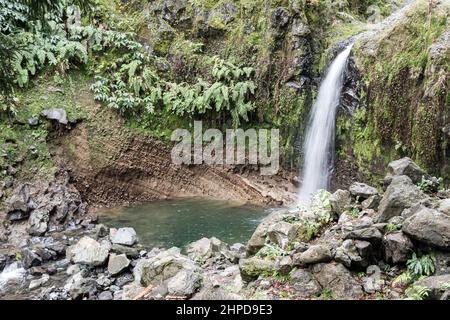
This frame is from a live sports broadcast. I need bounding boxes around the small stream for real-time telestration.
[98,198,270,249]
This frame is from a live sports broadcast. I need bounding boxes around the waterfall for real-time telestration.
[0,262,26,291]
[298,44,353,204]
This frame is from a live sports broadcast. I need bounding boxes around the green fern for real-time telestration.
[407,252,436,277]
[405,285,430,300]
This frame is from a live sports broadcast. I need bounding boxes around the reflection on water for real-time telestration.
[98,198,269,249]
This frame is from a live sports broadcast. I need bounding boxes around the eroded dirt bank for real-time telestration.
[48,105,297,209]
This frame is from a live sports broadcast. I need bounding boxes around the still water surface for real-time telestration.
[99,198,269,248]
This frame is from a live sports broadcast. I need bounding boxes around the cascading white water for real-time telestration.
[0,262,26,291]
[298,44,353,204]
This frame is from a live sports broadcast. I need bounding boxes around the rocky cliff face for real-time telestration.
[335,0,449,185]
[122,0,448,187]
[129,0,407,171]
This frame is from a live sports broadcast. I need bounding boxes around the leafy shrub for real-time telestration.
[417,176,443,193]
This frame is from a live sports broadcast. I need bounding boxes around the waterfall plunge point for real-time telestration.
[298,44,353,205]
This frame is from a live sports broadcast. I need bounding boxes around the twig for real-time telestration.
[133,284,155,300]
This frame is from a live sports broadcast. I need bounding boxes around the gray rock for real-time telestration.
[115,273,134,287]
[229,243,246,259]
[290,268,321,298]
[66,264,81,275]
[275,255,293,275]
[334,239,371,269]
[111,244,140,259]
[28,208,50,236]
[382,231,413,264]
[98,291,113,300]
[186,237,221,262]
[344,227,383,243]
[384,157,427,185]
[96,274,113,288]
[438,199,450,215]
[311,262,363,299]
[377,175,428,222]
[361,195,380,210]
[29,274,50,290]
[107,254,130,275]
[41,108,68,125]
[22,248,42,269]
[239,257,276,282]
[294,245,332,265]
[267,221,297,249]
[7,184,32,221]
[415,274,450,300]
[362,273,383,294]
[330,189,352,215]
[402,207,450,249]
[349,182,378,199]
[64,271,97,299]
[66,236,110,267]
[401,203,427,219]
[134,248,200,287]
[246,211,285,254]
[28,117,39,126]
[167,269,202,297]
[121,282,144,300]
[95,224,109,238]
[192,287,242,300]
[110,227,137,246]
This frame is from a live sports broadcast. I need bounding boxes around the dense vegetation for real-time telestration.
[0,0,448,184]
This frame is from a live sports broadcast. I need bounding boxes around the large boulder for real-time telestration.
[7,184,33,221]
[186,237,228,262]
[246,211,286,254]
[311,262,363,299]
[107,254,130,275]
[402,208,450,249]
[110,228,138,246]
[239,257,276,282]
[382,232,414,264]
[267,221,297,250]
[384,157,427,185]
[28,208,50,236]
[289,268,321,298]
[361,195,380,210]
[330,190,352,215]
[376,175,428,222]
[167,269,201,297]
[438,199,450,215]
[294,244,332,265]
[349,183,378,199]
[344,227,383,244]
[415,274,450,300]
[66,236,110,267]
[334,239,372,269]
[133,247,199,287]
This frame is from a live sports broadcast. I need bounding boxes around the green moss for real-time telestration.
[351,1,449,177]
[0,72,94,186]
